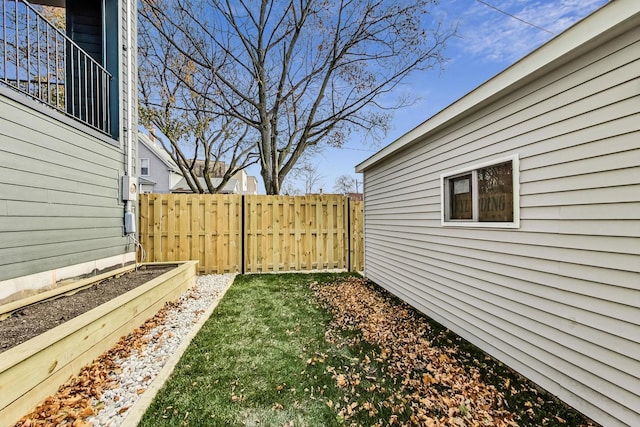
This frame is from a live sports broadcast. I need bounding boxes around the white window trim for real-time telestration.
[440,154,520,229]
[140,158,150,177]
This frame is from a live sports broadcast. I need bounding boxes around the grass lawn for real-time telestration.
[138,273,598,427]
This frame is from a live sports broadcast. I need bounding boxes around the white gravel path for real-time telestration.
[86,273,235,427]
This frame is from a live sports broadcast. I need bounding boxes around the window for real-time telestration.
[140,158,150,176]
[441,155,519,228]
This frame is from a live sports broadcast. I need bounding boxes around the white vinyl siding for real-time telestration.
[359,10,640,427]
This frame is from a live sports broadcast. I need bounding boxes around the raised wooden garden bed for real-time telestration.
[0,261,198,427]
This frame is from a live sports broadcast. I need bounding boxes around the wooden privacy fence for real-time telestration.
[138,194,363,274]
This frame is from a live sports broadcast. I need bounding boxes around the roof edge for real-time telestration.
[138,132,181,172]
[356,0,640,173]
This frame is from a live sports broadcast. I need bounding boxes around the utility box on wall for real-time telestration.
[122,176,138,201]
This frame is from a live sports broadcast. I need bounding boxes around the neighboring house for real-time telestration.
[138,131,183,194]
[0,0,138,303]
[137,133,259,195]
[356,2,639,426]
[171,176,241,194]
[176,159,259,195]
[171,162,259,195]
[233,169,259,195]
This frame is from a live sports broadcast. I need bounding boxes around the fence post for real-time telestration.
[346,196,351,271]
[241,194,246,274]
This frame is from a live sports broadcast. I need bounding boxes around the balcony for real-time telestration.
[0,0,111,135]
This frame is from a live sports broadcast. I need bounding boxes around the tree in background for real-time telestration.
[333,175,356,195]
[295,163,325,194]
[138,8,257,193]
[139,0,454,194]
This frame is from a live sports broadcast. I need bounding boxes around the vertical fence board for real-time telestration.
[178,195,189,262]
[350,200,364,271]
[139,194,363,274]
[138,195,149,263]
[152,195,163,263]
[294,197,302,271]
[166,194,176,261]
[204,197,213,274]
[190,197,200,273]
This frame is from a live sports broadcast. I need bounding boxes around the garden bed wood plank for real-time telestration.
[0,264,136,320]
[0,261,197,427]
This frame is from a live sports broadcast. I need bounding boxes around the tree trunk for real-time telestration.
[262,169,280,195]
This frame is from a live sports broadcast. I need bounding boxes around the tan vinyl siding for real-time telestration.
[360,14,640,427]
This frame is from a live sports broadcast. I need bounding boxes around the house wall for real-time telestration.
[0,0,137,299]
[138,143,173,193]
[359,16,639,427]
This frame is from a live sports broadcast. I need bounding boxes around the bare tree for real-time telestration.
[138,4,258,193]
[139,0,455,194]
[333,175,356,195]
[290,163,324,194]
[279,180,301,196]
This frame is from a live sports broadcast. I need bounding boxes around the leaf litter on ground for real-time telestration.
[311,276,600,427]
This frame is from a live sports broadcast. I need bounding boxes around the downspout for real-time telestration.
[124,0,134,227]
[122,0,144,260]
[125,0,133,183]
[118,0,139,242]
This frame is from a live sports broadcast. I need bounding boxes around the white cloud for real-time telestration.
[451,0,608,65]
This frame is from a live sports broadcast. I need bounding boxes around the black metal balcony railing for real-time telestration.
[0,0,111,135]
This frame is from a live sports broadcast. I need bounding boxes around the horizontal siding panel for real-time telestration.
[364,246,640,389]
[364,188,439,205]
[366,201,639,222]
[0,228,122,252]
[521,202,640,220]
[363,221,640,255]
[521,153,640,187]
[0,98,121,160]
[364,245,640,355]
[363,262,638,425]
[365,232,639,302]
[524,172,638,199]
[364,199,437,212]
[0,245,129,283]
[517,218,639,237]
[6,200,122,218]
[0,236,127,266]
[0,142,121,184]
[0,217,123,233]
[521,185,640,207]
[426,95,639,173]
[366,227,639,275]
[0,183,118,207]
[0,150,119,189]
[0,167,119,199]
[522,131,639,170]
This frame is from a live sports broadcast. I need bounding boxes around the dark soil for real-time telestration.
[0,265,175,353]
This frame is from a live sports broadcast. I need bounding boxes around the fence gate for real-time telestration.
[139,194,363,274]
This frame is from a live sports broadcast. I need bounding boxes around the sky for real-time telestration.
[262,0,609,194]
